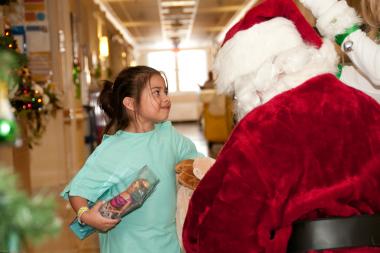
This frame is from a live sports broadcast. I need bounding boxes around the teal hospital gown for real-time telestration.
[61,121,203,253]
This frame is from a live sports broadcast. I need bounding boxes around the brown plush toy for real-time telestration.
[175,157,216,248]
[175,159,200,190]
[175,157,216,190]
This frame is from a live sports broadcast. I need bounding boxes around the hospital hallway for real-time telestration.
[0,0,369,252]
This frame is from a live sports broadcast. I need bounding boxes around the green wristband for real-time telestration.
[335,24,361,46]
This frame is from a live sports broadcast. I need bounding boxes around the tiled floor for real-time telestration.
[173,121,224,158]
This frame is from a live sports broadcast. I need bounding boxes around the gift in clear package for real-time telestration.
[70,165,159,239]
[99,165,159,219]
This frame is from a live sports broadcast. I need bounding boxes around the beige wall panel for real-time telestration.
[29,113,67,191]
[0,146,14,170]
[74,116,88,172]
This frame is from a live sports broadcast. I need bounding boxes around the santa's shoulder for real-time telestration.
[229,73,380,144]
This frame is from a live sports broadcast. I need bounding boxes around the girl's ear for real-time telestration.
[123,97,135,111]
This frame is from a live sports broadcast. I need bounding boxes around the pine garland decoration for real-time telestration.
[0,28,62,148]
[0,169,61,252]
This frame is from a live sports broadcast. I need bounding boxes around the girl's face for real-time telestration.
[137,74,171,125]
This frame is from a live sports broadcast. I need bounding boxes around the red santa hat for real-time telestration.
[214,0,337,98]
[222,0,322,47]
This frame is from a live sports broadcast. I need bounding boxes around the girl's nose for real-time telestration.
[161,93,170,104]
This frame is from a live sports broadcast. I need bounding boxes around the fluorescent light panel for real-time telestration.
[161,1,196,7]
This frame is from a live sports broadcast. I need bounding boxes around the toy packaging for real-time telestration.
[70,165,159,239]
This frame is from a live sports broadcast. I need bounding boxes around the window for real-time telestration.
[147,49,208,92]
[178,50,207,91]
[147,51,176,92]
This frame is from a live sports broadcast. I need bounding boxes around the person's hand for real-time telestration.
[299,0,337,18]
[80,201,120,232]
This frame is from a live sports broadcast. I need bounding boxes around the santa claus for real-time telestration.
[182,0,380,252]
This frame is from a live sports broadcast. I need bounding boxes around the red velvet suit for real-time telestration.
[183,74,380,253]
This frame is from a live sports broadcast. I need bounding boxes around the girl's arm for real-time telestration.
[69,196,120,232]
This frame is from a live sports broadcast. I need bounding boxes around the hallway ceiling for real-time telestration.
[102,0,254,49]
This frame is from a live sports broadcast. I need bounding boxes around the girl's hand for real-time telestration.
[80,201,120,232]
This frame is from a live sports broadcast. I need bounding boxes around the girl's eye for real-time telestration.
[153,90,160,96]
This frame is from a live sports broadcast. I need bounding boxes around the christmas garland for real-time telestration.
[9,67,61,148]
[0,29,61,148]
[0,169,61,252]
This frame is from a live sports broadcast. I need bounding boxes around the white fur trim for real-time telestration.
[213,17,304,95]
[299,0,336,19]
[216,38,338,120]
[316,1,361,39]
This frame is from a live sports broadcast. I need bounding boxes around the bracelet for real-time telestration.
[335,24,361,46]
[77,206,89,225]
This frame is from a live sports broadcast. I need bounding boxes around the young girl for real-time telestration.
[61,66,203,253]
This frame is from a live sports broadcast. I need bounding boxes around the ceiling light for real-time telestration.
[99,36,109,58]
[161,1,196,7]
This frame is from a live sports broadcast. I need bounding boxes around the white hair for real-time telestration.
[221,39,338,120]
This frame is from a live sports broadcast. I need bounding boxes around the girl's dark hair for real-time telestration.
[98,65,163,134]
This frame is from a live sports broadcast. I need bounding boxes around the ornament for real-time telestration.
[343,40,354,53]
[0,118,17,143]
[0,80,17,145]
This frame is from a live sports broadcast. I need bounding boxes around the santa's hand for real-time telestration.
[80,201,120,232]
[193,157,216,180]
[299,0,337,18]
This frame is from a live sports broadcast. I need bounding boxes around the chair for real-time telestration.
[200,89,234,150]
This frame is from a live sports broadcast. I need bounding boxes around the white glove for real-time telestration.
[299,0,337,18]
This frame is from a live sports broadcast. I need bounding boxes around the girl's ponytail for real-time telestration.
[98,80,115,134]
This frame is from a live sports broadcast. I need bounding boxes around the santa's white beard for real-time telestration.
[229,39,338,120]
